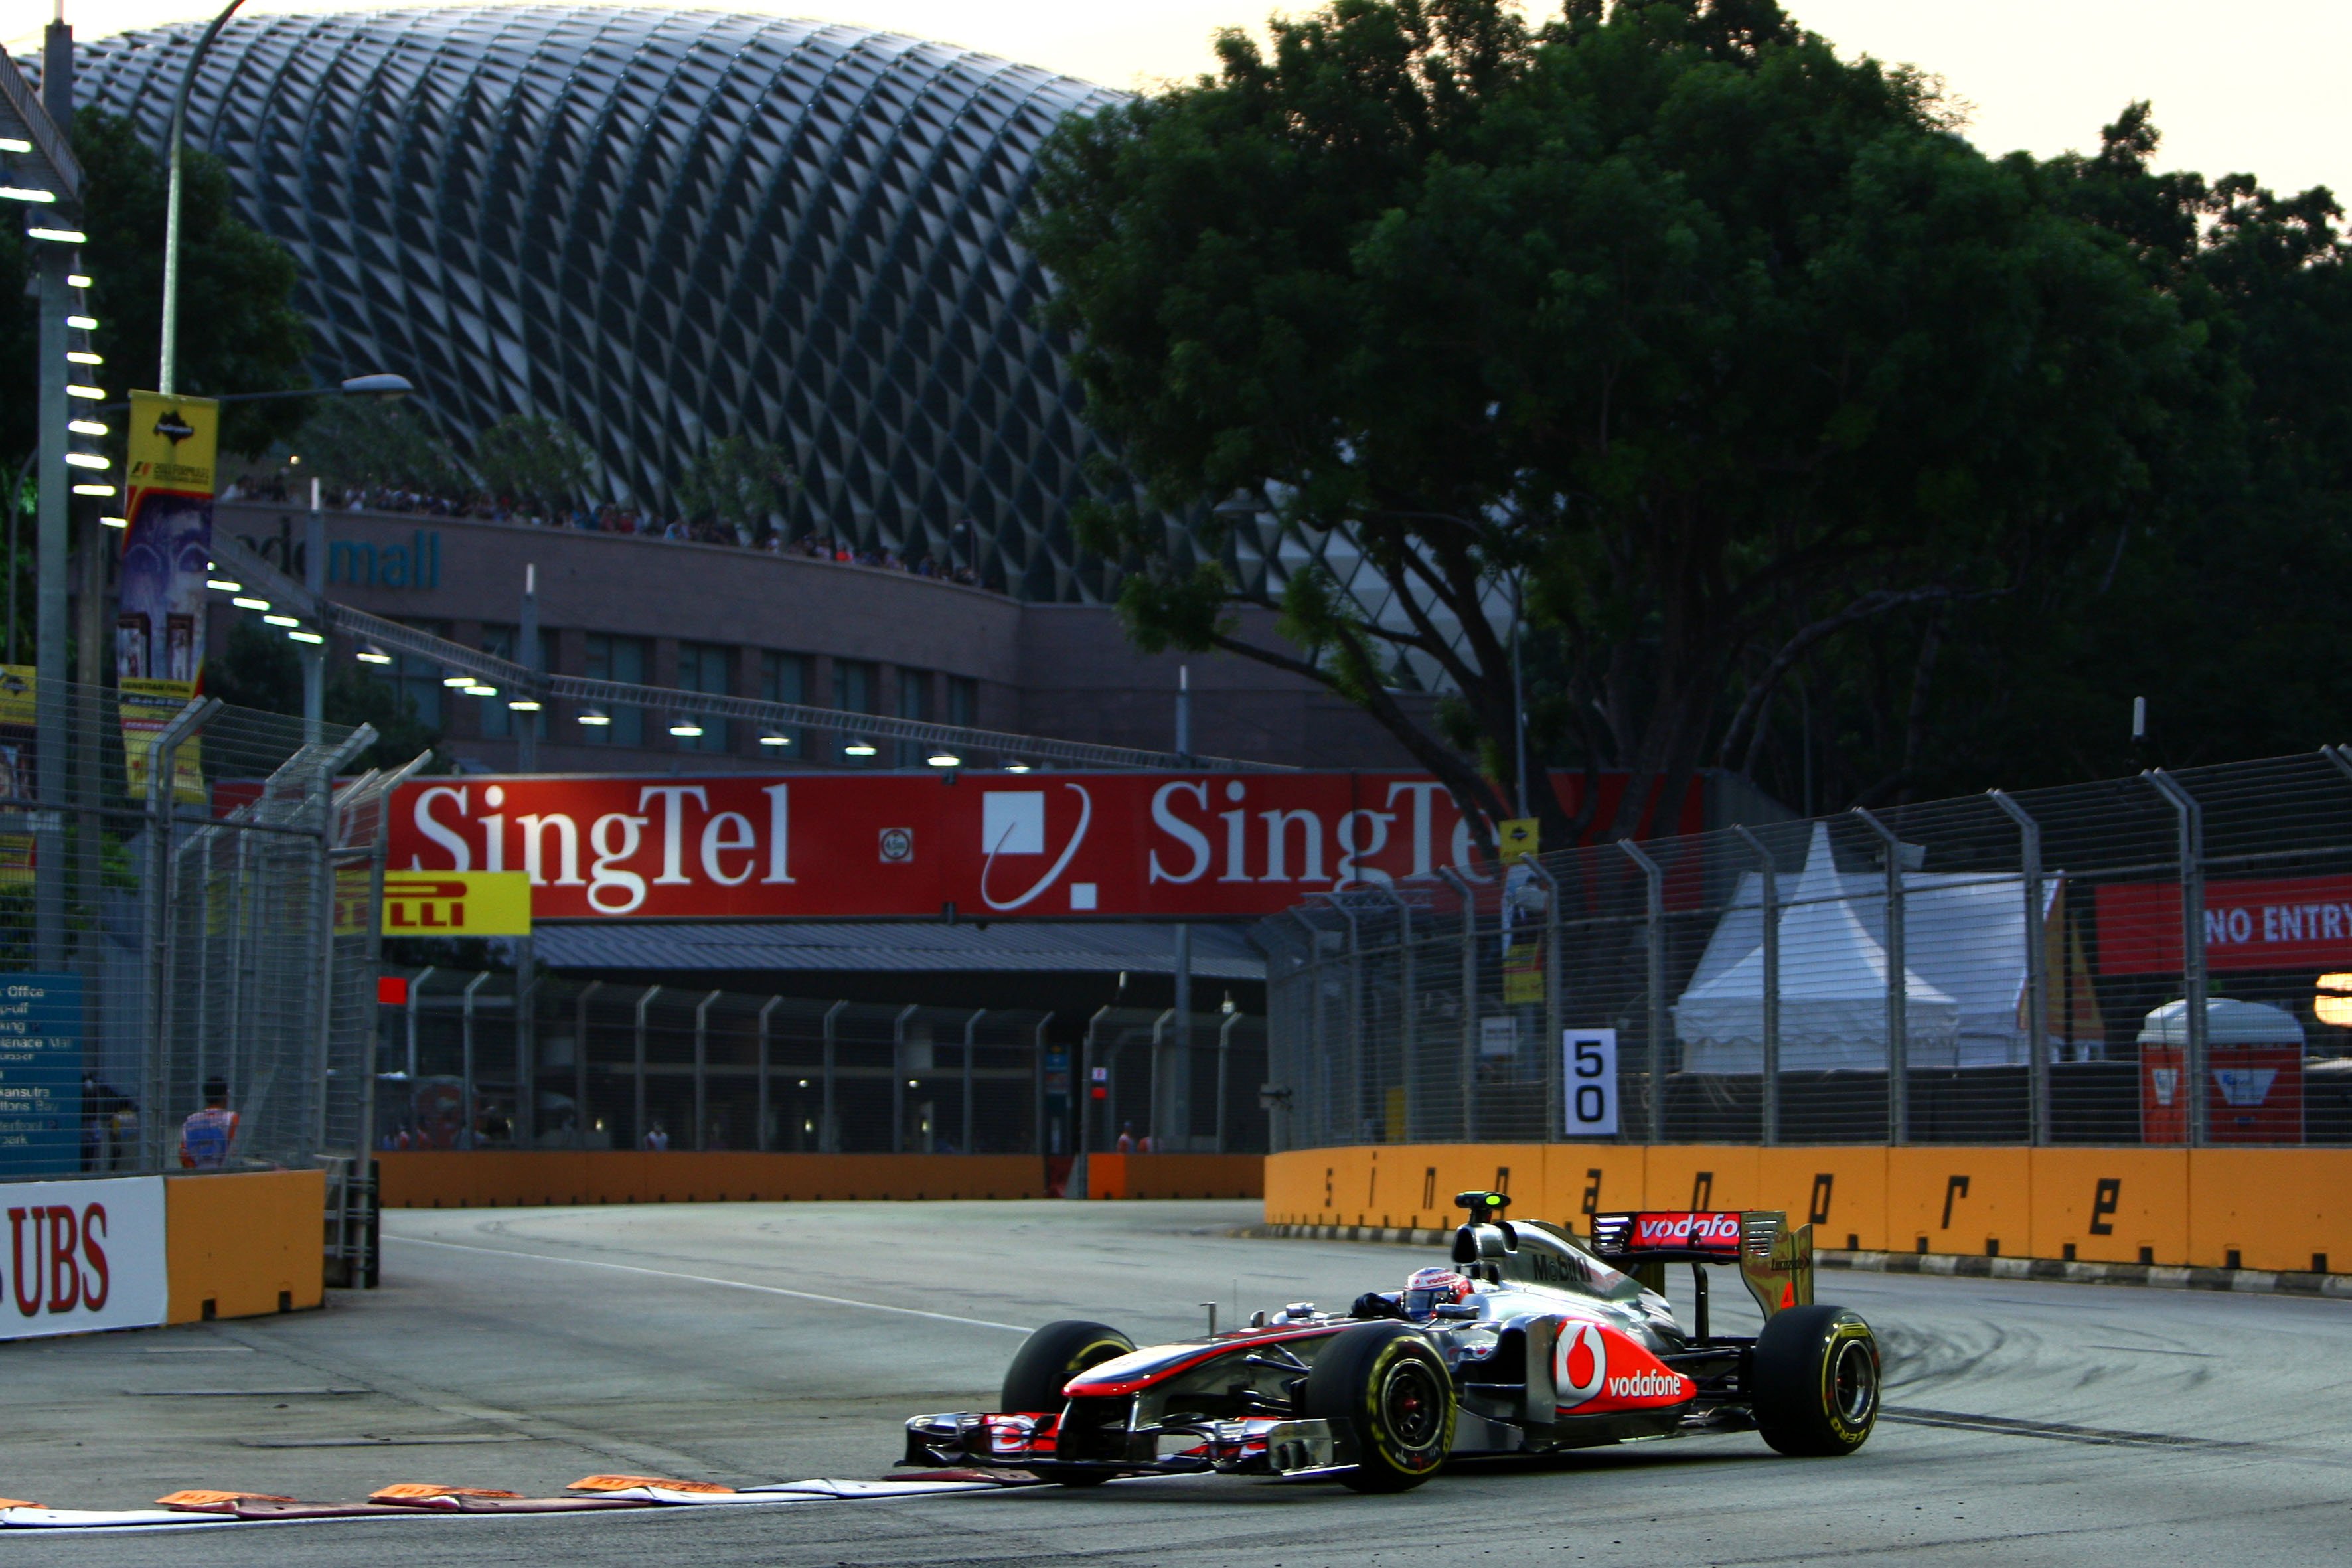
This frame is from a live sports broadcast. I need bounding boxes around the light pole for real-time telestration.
[159,0,248,396]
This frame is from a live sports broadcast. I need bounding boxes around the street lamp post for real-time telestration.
[159,0,248,396]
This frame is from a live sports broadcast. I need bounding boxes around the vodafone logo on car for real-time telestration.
[1632,1211,1743,1250]
[1554,1321,1694,1413]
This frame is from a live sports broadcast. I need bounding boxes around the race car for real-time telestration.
[903,1191,1878,1491]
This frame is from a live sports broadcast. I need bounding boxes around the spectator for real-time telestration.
[644,1119,671,1152]
[179,1077,240,1170]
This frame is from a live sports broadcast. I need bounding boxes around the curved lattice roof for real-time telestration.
[72,5,1126,600]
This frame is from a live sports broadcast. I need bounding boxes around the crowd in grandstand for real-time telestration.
[222,475,985,586]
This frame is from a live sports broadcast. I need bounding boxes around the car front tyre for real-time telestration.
[1302,1322,1456,1492]
[1751,1303,1879,1457]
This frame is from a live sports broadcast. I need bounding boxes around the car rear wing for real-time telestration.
[1587,1210,1814,1322]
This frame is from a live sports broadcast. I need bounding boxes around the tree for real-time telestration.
[1026,0,2193,850]
[5,110,313,469]
[471,414,597,512]
[293,398,469,496]
[675,434,798,540]
[202,617,441,773]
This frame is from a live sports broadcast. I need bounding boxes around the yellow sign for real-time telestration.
[382,872,533,936]
[1503,939,1545,1004]
[126,392,220,495]
[1498,817,1539,864]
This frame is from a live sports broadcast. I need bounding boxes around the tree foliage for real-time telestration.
[470,414,598,510]
[1027,0,2221,844]
[1,110,312,465]
[201,617,441,772]
[675,434,799,539]
[291,398,469,495]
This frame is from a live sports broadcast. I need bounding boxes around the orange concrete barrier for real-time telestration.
[1084,1154,1263,1200]
[2031,1148,2185,1266]
[376,1151,1052,1207]
[165,1169,325,1324]
[1265,1143,2352,1274]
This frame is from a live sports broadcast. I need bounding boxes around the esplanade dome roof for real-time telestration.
[72,6,1123,599]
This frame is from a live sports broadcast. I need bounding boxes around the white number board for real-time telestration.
[1563,1029,1618,1137]
[0,1175,167,1340]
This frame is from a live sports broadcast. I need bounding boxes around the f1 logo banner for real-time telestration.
[384,771,1707,922]
[1563,1029,1618,1137]
[0,1176,166,1340]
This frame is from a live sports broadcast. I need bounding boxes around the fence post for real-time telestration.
[694,989,720,1150]
[1082,1005,1110,1153]
[1439,868,1476,1142]
[1616,840,1666,1144]
[1289,912,1323,1147]
[1850,807,1909,1145]
[461,970,488,1145]
[1217,1008,1239,1153]
[1379,887,1418,1142]
[1149,1008,1174,1148]
[963,1008,984,1154]
[892,1004,919,1154]
[142,697,217,1171]
[1329,898,1364,1146]
[1522,860,1564,1142]
[1040,1010,1058,1161]
[756,996,780,1152]
[574,979,599,1148]
[309,724,376,1159]
[821,999,846,1152]
[2146,771,2207,1146]
[1988,791,2049,1146]
[633,984,660,1150]
[1732,826,1780,1146]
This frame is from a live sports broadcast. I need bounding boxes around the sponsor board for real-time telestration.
[382,871,533,936]
[0,1176,167,1339]
[384,771,1705,921]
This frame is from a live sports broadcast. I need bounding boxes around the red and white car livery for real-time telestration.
[904,1192,1881,1492]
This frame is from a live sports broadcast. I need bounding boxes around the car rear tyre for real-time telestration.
[1751,1304,1879,1457]
[1302,1322,1456,1492]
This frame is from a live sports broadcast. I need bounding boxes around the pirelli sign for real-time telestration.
[382,872,532,936]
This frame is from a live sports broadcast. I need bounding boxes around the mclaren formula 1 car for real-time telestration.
[903,1192,1879,1492]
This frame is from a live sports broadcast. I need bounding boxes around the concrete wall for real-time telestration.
[1265,1144,2352,1275]
[165,1169,325,1324]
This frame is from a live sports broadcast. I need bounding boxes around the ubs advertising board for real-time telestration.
[0,1176,167,1340]
[387,772,1704,921]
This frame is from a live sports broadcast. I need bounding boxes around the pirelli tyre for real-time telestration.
[1751,1304,1880,1457]
[1303,1322,1456,1492]
[1001,1320,1136,1486]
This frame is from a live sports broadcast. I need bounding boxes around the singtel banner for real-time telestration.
[388,771,1700,921]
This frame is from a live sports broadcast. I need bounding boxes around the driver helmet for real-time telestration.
[1400,1267,1474,1320]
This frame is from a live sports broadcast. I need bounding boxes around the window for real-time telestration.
[362,619,449,731]
[947,675,977,728]
[895,667,932,766]
[833,658,876,765]
[673,641,731,751]
[583,633,647,745]
[759,651,808,754]
[478,625,553,739]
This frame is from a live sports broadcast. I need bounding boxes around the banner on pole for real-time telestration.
[118,392,217,802]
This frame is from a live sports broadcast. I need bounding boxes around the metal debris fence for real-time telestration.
[0,680,409,1231]
[386,978,1271,1156]
[1261,750,2352,1149]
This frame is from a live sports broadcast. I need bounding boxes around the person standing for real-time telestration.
[179,1079,240,1170]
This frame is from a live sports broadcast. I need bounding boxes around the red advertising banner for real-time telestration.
[385,771,1703,922]
[2094,872,2352,975]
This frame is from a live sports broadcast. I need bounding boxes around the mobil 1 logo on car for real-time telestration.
[0,1176,167,1340]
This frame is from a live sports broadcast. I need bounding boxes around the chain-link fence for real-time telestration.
[386,977,1271,1156]
[0,678,400,1200]
[1262,749,2352,1149]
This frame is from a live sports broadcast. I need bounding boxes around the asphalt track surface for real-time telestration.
[5,1199,2349,1565]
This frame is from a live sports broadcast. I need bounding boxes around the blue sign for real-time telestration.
[0,975,82,1178]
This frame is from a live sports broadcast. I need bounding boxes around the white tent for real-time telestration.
[1675,823,1958,1073]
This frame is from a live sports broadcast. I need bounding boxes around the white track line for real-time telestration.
[388,1235,1032,1333]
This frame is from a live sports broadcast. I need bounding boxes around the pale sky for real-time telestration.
[14,1,2351,198]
